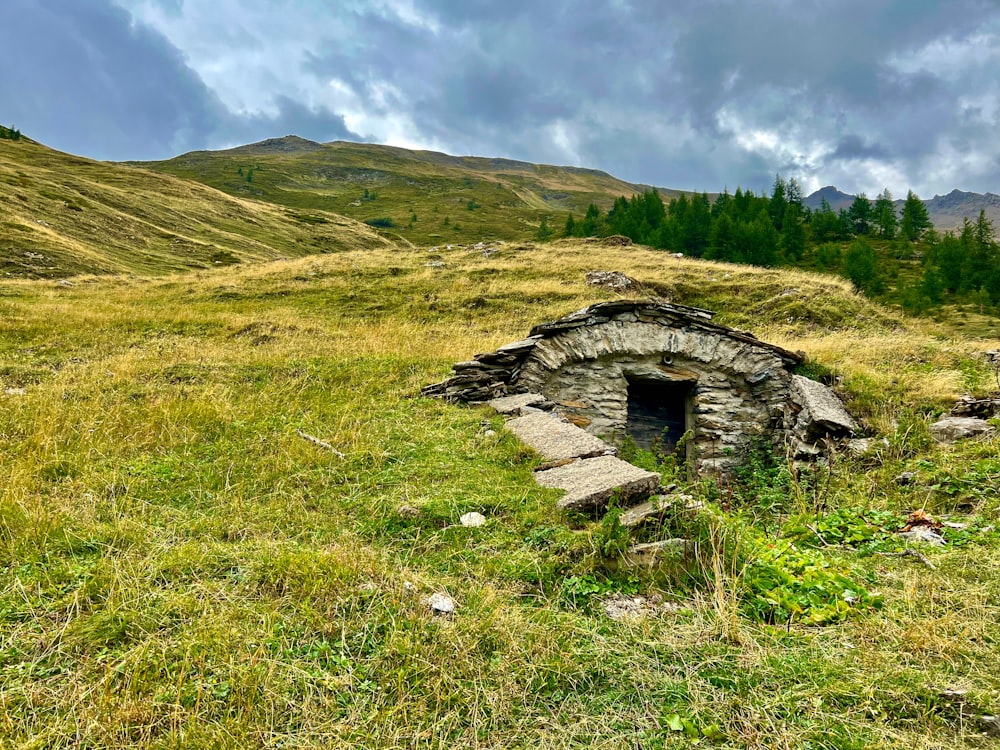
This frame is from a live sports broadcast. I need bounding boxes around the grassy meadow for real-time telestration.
[1,240,999,748]
[0,139,390,279]
[138,138,679,248]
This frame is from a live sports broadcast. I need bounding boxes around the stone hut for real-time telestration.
[423,300,857,474]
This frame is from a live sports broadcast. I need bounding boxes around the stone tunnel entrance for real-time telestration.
[422,300,860,475]
[625,378,694,453]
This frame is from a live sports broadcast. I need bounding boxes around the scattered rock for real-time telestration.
[938,686,969,702]
[397,504,421,519]
[424,260,445,267]
[471,241,504,257]
[585,270,640,291]
[894,471,918,486]
[901,508,942,532]
[951,396,1000,419]
[4,387,26,396]
[929,416,996,443]
[459,511,486,528]
[846,437,888,456]
[424,592,457,615]
[978,715,1000,737]
[601,592,683,620]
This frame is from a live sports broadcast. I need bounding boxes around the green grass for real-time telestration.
[0,139,390,278]
[136,137,681,248]
[1,242,999,748]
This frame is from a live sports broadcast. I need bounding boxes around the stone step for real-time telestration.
[625,539,690,567]
[535,455,661,512]
[487,392,550,415]
[504,410,613,462]
[617,493,703,528]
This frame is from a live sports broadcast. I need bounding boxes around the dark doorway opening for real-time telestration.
[626,379,693,453]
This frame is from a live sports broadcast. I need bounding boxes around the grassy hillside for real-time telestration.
[0,138,391,278]
[2,240,998,748]
[137,137,681,247]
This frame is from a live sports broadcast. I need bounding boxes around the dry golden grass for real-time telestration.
[1,239,998,749]
[0,139,390,278]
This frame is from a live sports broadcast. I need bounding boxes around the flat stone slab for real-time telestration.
[505,410,612,461]
[535,455,660,512]
[618,493,702,527]
[791,375,857,437]
[496,337,542,354]
[488,392,549,415]
[625,539,690,566]
[929,416,996,443]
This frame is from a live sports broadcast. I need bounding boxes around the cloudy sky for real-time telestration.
[2,0,998,197]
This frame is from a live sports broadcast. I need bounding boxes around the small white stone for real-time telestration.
[425,592,456,615]
[460,512,487,528]
[5,387,26,396]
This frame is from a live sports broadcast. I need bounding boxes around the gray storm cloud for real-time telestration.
[1,0,997,196]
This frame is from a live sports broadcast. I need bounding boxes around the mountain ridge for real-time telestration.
[804,185,1000,231]
[136,136,686,247]
[0,137,390,278]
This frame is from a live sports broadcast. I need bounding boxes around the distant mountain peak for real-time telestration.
[804,184,1000,230]
[803,186,855,211]
[227,135,325,154]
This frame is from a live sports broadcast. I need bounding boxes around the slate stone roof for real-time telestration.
[422,300,804,403]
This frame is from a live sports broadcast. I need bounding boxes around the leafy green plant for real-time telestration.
[743,540,882,624]
[783,507,900,549]
[557,572,639,610]
[617,429,689,483]
[594,499,632,557]
[731,437,795,515]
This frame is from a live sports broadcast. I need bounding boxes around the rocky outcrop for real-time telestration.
[585,270,640,291]
[950,395,1000,420]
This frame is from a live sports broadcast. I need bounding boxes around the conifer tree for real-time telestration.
[900,190,930,241]
[580,204,602,237]
[843,239,882,294]
[563,213,576,238]
[873,189,897,238]
[847,193,873,235]
[781,203,806,261]
[769,175,787,231]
